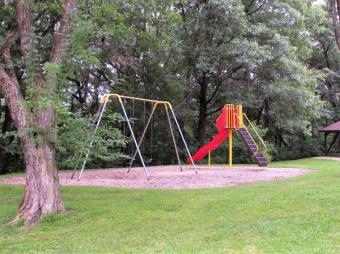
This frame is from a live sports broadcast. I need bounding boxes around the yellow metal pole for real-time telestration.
[208,150,211,169]
[229,129,233,169]
[237,104,243,128]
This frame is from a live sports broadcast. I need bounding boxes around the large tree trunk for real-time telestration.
[18,141,64,225]
[329,0,340,51]
[196,74,208,147]
[0,69,64,225]
[0,0,77,225]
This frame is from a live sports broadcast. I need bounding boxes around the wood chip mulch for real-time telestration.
[0,165,312,189]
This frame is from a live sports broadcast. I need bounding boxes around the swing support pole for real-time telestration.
[118,97,150,180]
[167,103,198,174]
[71,102,105,179]
[127,102,158,172]
[165,103,183,172]
[229,129,233,169]
[208,150,211,169]
[77,98,108,181]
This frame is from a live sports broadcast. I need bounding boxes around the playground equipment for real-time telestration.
[123,99,154,167]
[72,93,197,181]
[187,104,268,168]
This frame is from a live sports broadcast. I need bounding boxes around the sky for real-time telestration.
[313,0,325,5]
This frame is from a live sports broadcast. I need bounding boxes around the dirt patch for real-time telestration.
[314,156,340,162]
[0,165,311,189]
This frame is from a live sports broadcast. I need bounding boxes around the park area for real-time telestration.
[1,0,340,253]
[0,158,339,253]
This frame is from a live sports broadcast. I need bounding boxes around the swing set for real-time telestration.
[124,98,153,167]
[74,93,198,181]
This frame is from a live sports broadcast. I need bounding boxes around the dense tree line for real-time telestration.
[0,0,340,224]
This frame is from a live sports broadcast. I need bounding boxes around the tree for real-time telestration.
[328,0,340,50]
[0,0,77,225]
[324,0,340,118]
[175,0,250,146]
[173,0,323,150]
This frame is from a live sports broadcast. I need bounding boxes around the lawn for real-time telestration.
[0,158,339,254]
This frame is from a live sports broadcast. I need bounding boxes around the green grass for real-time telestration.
[0,158,339,253]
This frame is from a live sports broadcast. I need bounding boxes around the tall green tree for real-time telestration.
[174,0,326,154]
[0,0,77,225]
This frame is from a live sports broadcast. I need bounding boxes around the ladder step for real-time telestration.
[240,133,249,137]
[246,139,255,143]
[238,128,268,167]
[243,138,252,142]
[255,155,264,158]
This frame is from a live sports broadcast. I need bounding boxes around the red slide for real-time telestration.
[187,108,230,163]
[187,129,229,163]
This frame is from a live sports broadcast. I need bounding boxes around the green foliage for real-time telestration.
[56,109,128,170]
[0,133,22,174]
[43,62,61,75]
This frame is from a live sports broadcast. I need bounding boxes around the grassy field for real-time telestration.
[0,158,339,254]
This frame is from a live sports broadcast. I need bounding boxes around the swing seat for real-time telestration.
[127,159,135,167]
[145,158,153,165]
[127,158,152,166]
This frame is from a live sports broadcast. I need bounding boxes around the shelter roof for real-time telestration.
[319,121,340,132]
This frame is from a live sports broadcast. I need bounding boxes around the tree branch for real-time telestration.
[14,0,32,58]
[206,64,243,104]
[329,0,340,51]
[0,31,19,58]
[0,67,31,131]
[247,1,266,16]
[206,105,225,116]
[49,0,77,64]
[319,39,331,68]
[207,80,222,104]
[0,31,19,74]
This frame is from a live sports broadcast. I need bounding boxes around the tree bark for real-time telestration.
[0,68,64,225]
[196,74,208,146]
[17,141,64,225]
[329,0,340,51]
[0,0,77,225]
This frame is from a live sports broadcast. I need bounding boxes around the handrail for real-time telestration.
[234,113,259,157]
[242,113,268,154]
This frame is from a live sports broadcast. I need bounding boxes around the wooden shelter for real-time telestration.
[319,121,340,155]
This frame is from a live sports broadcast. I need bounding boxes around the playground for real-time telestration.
[2,93,293,189]
[0,165,311,189]
[68,93,271,185]
[0,93,310,189]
